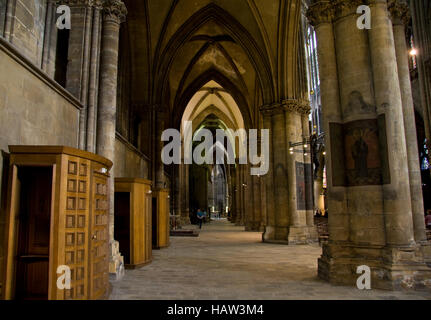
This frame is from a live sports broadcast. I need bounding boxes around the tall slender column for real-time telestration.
[244,164,254,230]
[307,1,348,244]
[285,108,300,227]
[156,108,167,189]
[234,165,241,224]
[259,175,267,231]
[3,0,16,41]
[261,112,274,238]
[301,111,315,227]
[41,0,57,77]
[252,174,261,231]
[411,0,431,152]
[389,0,427,243]
[87,3,102,153]
[369,0,415,247]
[285,101,317,243]
[308,0,431,290]
[260,104,289,242]
[96,0,126,258]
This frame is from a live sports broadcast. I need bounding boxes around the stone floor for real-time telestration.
[109,219,431,300]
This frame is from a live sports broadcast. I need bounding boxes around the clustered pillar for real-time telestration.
[96,0,127,278]
[260,102,317,244]
[307,0,431,290]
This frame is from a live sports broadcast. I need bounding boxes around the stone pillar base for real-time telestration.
[263,225,318,244]
[288,226,318,244]
[318,242,431,291]
[109,240,125,281]
[262,226,289,244]
[245,222,262,232]
[179,216,191,226]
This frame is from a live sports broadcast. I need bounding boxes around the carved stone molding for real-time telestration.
[388,0,410,26]
[103,0,127,23]
[260,100,311,116]
[60,0,102,8]
[283,99,312,115]
[306,1,334,27]
[332,0,365,20]
[259,103,285,116]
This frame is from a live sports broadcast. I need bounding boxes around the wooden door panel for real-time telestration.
[90,171,109,300]
[63,157,91,300]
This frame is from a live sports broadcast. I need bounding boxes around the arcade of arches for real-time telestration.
[0,0,431,299]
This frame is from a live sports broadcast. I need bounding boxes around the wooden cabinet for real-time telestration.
[3,146,112,300]
[152,189,170,249]
[114,178,152,269]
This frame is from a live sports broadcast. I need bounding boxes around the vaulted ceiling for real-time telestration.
[121,0,306,129]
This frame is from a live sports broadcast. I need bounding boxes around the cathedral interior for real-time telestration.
[0,0,431,300]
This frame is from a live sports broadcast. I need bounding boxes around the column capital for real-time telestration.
[60,0,102,8]
[306,1,334,27]
[260,100,311,116]
[103,0,127,23]
[332,0,365,20]
[282,99,311,115]
[259,103,284,116]
[388,0,410,26]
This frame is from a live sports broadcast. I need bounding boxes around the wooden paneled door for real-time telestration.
[89,170,109,300]
[62,157,91,300]
[15,167,53,300]
[4,146,113,300]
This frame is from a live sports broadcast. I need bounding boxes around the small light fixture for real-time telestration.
[323,151,326,156]
[410,48,417,56]
[304,144,308,148]
[304,153,308,156]
[289,147,294,151]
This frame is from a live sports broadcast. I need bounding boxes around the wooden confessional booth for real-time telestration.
[152,189,170,249]
[114,178,152,269]
[3,146,112,300]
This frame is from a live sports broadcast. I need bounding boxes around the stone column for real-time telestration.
[307,1,348,246]
[260,104,289,242]
[301,111,315,228]
[96,0,127,279]
[244,164,254,230]
[156,107,167,189]
[179,162,191,225]
[259,174,267,231]
[272,107,289,240]
[238,164,246,226]
[261,109,275,240]
[3,0,16,41]
[369,0,415,247]
[308,0,431,290]
[234,165,241,224]
[64,1,94,149]
[87,4,103,153]
[252,174,261,231]
[389,0,427,243]
[41,0,58,77]
[411,0,431,153]
[285,101,317,243]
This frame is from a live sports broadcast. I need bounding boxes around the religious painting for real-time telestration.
[344,119,382,186]
[330,117,390,187]
[296,162,313,210]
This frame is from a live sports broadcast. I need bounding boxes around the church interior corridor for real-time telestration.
[110,219,431,300]
[1,0,431,306]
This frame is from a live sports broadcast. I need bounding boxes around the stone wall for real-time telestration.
[7,0,47,66]
[0,38,81,296]
[0,0,6,36]
[114,135,149,179]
